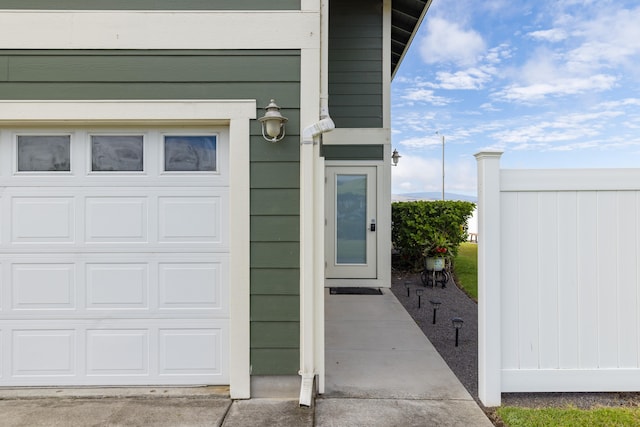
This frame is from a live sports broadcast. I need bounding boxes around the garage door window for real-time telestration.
[91,135,144,172]
[164,135,217,172]
[17,135,71,172]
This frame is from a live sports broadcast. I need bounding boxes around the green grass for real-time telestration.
[452,242,478,300]
[497,406,640,427]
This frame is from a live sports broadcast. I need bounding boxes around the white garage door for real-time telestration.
[0,127,229,386]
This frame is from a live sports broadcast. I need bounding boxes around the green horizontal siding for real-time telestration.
[250,269,299,295]
[251,322,299,348]
[330,94,382,106]
[330,49,382,62]
[251,349,299,375]
[8,55,300,82]
[0,83,300,102]
[251,295,300,321]
[251,242,300,269]
[251,216,299,242]
[0,49,302,377]
[330,83,382,95]
[250,162,299,189]
[250,189,300,215]
[322,144,384,161]
[250,136,300,162]
[0,0,299,9]
[329,0,383,129]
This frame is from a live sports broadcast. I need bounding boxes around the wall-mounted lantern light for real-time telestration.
[259,99,288,142]
[392,149,401,166]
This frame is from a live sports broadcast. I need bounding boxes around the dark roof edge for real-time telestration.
[391,0,433,81]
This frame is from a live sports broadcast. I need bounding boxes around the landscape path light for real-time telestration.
[404,281,411,297]
[430,300,441,324]
[416,288,424,309]
[452,317,464,347]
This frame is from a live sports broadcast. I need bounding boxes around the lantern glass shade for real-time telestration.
[265,119,282,139]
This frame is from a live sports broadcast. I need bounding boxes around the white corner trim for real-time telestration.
[0,11,319,50]
[0,98,254,398]
[0,100,257,124]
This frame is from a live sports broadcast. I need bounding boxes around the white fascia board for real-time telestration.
[0,11,319,49]
[0,100,257,124]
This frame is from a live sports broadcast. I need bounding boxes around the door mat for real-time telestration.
[329,287,383,295]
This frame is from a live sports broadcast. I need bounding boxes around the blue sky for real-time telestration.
[391,0,640,196]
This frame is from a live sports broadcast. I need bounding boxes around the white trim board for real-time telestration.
[0,100,256,124]
[502,369,640,392]
[0,11,319,49]
[0,99,254,399]
[500,168,640,192]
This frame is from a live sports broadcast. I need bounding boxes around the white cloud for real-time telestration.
[484,44,513,64]
[401,88,452,106]
[433,68,492,90]
[497,74,617,102]
[527,28,568,42]
[569,6,640,71]
[397,136,443,150]
[392,110,439,134]
[419,17,486,66]
[489,110,624,148]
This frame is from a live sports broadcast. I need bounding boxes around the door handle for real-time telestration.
[370,219,376,232]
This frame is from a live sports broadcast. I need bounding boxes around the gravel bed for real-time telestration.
[390,268,640,424]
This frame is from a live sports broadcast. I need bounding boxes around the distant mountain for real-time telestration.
[392,192,477,203]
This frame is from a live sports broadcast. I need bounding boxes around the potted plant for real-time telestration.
[422,233,451,272]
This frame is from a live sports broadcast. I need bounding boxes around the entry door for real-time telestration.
[326,166,377,279]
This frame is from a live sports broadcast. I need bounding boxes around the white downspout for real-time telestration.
[299,0,333,407]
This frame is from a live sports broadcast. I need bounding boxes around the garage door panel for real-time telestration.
[86,329,149,376]
[86,263,148,310]
[1,319,229,385]
[12,263,76,310]
[12,197,75,243]
[159,328,223,376]
[85,197,148,242]
[12,329,76,377]
[158,262,226,311]
[3,256,228,317]
[158,196,225,244]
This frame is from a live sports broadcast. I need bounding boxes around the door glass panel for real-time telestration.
[17,135,71,172]
[164,135,217,172]
[336,174,367,264]
[91,135,144,172]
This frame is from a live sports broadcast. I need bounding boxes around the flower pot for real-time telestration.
[426,257,445,272]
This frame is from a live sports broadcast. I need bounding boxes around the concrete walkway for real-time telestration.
[0,289,492,426]
[317,288,492,426]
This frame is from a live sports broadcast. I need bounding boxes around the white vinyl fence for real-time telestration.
[476,152,640,407]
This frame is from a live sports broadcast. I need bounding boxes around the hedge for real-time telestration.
[391,200,476,271]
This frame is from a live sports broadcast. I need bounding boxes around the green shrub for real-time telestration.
[392,200,475,271]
